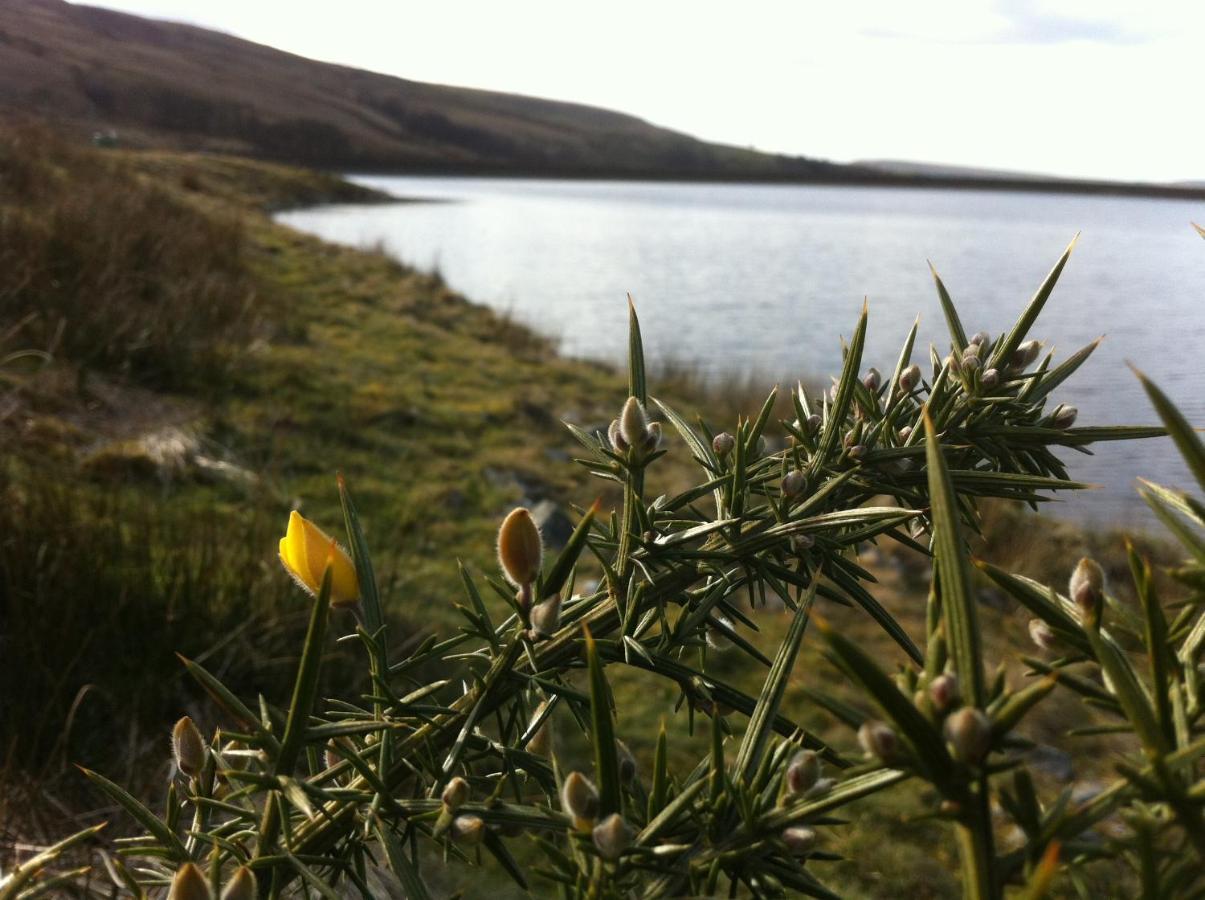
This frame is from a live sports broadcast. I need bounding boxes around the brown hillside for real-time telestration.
[0,0,852,177]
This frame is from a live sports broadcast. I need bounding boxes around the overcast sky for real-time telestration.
[74,0,1202,182]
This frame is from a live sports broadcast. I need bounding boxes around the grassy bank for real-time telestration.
[0,129,1163,897]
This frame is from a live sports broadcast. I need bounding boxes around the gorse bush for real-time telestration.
[0,126,255,387]
[15,240,1205,899]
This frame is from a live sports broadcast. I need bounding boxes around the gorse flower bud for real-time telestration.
[781,470,807,500]
[323,740,342,771]
[451,815,485,845]
[944,707,991,763]
[785,750,821,796]
[712,431,735,457]
[805,414,821,434]
[1069,557,1105,626]
[1051,404,1078,429]
[278,510,360,607]
[863,368,881,392]
[790,533,815,553]
[643,421,663,454]
[962,342,981,360]
[1011,340,1042,369]
[561,771,599,830]
[1029,618,1057,650]
[858,720,899,763]
[961,354,981,373]
[970,330,991,347]
[172,716,205,779]
[220,867,255,900]
[529,593,562,637]
[848,444,867,460]
[441,776,470,812]
[497,508,542,588]
[898,364,921,394]
[617,740,637,783]
[781,826,817,856]
[526,700,553,756]
[592,813,628,860]
[619,396,649,450]
[980,368,1000,389]
[168,863,210,900]
[897,425,912,443]
[928,674,960,714]
[607,418,627,452]
[706,614,734,650]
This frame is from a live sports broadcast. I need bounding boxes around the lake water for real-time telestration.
[277,177,1205,528]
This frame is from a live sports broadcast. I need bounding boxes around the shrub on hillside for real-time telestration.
[26,241,1203,899]
[0,125,255,388]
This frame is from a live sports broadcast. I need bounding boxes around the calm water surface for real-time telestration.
[278,177,1205,527]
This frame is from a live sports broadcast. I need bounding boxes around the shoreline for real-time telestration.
[332,164,1205,204]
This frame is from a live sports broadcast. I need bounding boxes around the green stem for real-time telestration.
[956,778,999,900]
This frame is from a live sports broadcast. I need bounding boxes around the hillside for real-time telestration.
[0,0,858,179]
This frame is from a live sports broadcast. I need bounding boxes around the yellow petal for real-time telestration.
[278,510,359,605]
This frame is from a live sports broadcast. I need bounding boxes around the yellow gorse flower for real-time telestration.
[278,510,359,607]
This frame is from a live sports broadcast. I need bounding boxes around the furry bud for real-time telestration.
[857,720,899,763]
[805,414,821,434]
[220,867,255,900]
[781,826,817,856]
[785,750,821,796]
[863,368,881,392]
[618,396,648,450]
[944,707,991,763]
[497,508,542,587]
[898,364,921,394]
[961,354,981,373]
[172,716,205,779]
[529,593,562,638]
[897,425,912,443]
[642,421,663,454]
[607,418,628,452]
[791,533,815,553]
[441,776,470,812]
[1028,618,1057,650]
[980,368,999,389]
[1051,404,1078,429]
[847,444,867,460]
[451,815,485,845]
[561,771,599,830]
[526,700,553,756]
[168,863,210,900]
[616,740,637,783]
[592,813,628,861]
[970,331,991,347]
[323,740,342,771]
[1011,340,1041,369]
[805,777,835,798]
[1069,557,1105,626]
[946,352,962,375]
[928,674,960,713]
[962,342,981,360]
[712,432,735,457]
[781,470,807,500]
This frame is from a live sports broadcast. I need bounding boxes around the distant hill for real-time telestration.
[0,0,858,179]
[856,159,1063,182]
[1,0,1201,199]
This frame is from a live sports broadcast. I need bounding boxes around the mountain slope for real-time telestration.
[0,0,854,178]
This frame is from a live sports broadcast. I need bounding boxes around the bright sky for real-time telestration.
[76,0,1203,183]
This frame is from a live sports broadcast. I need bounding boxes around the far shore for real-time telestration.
[333,164,1205,203]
